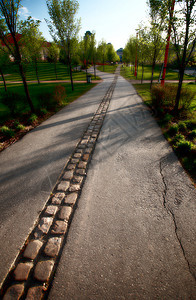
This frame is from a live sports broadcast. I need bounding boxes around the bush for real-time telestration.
[151,85,195,113]
[182,157,196,172]
[167,124,179,136]
[53,85,66,106]
[184,119,196,131]
[0,125,15,138]
[178,121,187,133]
[28,114,38,124]
[39,108,48,115]
[189,129,196,140]
[179,88,196,111]
[14,121,25,131]
[173,133,185,144]
[151,85,176,110]
[174,140,193,156]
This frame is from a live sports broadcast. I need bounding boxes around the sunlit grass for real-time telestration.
[97,65,118,73]
[121,65,195,81]
[1,62,100,82]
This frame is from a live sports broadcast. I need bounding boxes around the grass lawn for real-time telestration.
[133,82,196,183]
[1,61,100,82]
[121,65,195,81]
[0,81,98,151]
[97,65,118,73]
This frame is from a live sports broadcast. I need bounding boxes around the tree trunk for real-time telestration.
[19,63,35,113]
[94,63,96,79]
[35,61,40,84]
[174,67,184,113]
[0,68,7,92]
[141,63,144,84]
[67,41,74,91]
[150,48,157,89]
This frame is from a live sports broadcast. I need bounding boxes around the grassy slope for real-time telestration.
[121,65,195,81]
[1,62,100,82]
[97,65,118,73]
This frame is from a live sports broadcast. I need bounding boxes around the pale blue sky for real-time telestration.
[20,0,149,50]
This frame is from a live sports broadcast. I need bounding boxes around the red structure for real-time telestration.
[134,33,138,77]
[161,0,175,86]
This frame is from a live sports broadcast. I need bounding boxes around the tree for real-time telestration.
[106,43,119,64]
[47,42,60,80]
[97,40,107,71]
[137,25,151,83]
[89,32,97,78]
[19,17,45,84]
[0,47,9,91]
[0,0,35,112]
[147,0,167,87]
[46,0,81,91]
[171,0,196,113]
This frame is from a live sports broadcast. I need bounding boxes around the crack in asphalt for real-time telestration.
[160,157,196,282]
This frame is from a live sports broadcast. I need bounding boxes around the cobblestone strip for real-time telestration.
[1,71,118,300]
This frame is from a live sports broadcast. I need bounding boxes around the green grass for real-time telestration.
[133,82,196,110]
[1,61,100,82]
[97,65,118,73]
[121,65,195,81]
[132,82,196,182]
[0,82,97,123]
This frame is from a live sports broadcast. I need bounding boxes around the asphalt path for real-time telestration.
[0,69,113,287]
[49,73,196,299]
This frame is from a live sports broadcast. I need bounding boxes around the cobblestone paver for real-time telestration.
[1,69,119,299]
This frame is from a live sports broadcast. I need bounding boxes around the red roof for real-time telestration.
[1,33,22,46]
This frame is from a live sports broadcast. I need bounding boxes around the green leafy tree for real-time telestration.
[137,25,151,83]
[0,0,35,112]
[19,17,45,84]
[89,32,97,78]
[147,0,166,87]
[46,0,81,91]
[97,40,107,71]
[171,0,196,113]
[47,42,60,79]
[0,48,9,91]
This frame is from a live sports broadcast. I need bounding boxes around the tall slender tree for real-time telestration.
[46,0,81,91]
[19,17,45,84]
[171,0,196,113]
[0,0,35,112]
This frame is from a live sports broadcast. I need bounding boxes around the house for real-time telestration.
[1,33,51,61]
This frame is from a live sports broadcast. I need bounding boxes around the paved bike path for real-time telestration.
[0,70,112,287]
[49,74,196,299]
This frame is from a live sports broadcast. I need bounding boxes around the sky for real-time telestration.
[20,0,150,50]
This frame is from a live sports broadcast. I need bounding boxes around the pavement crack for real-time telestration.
[160,157,196,282]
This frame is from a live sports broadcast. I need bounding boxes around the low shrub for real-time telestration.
[151,85,176,111]
[167,124,179,136]
[173,133,185,144]
[14,121,25,131]
[28,114,38,124]
[189,129,196,140]
[179,88,196,111]
[53,85,66,106]
[0,125,15,138]
[178,121,187,133]
[151,85,195,114]
[174,140,193,156]
[39,108,48,115]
